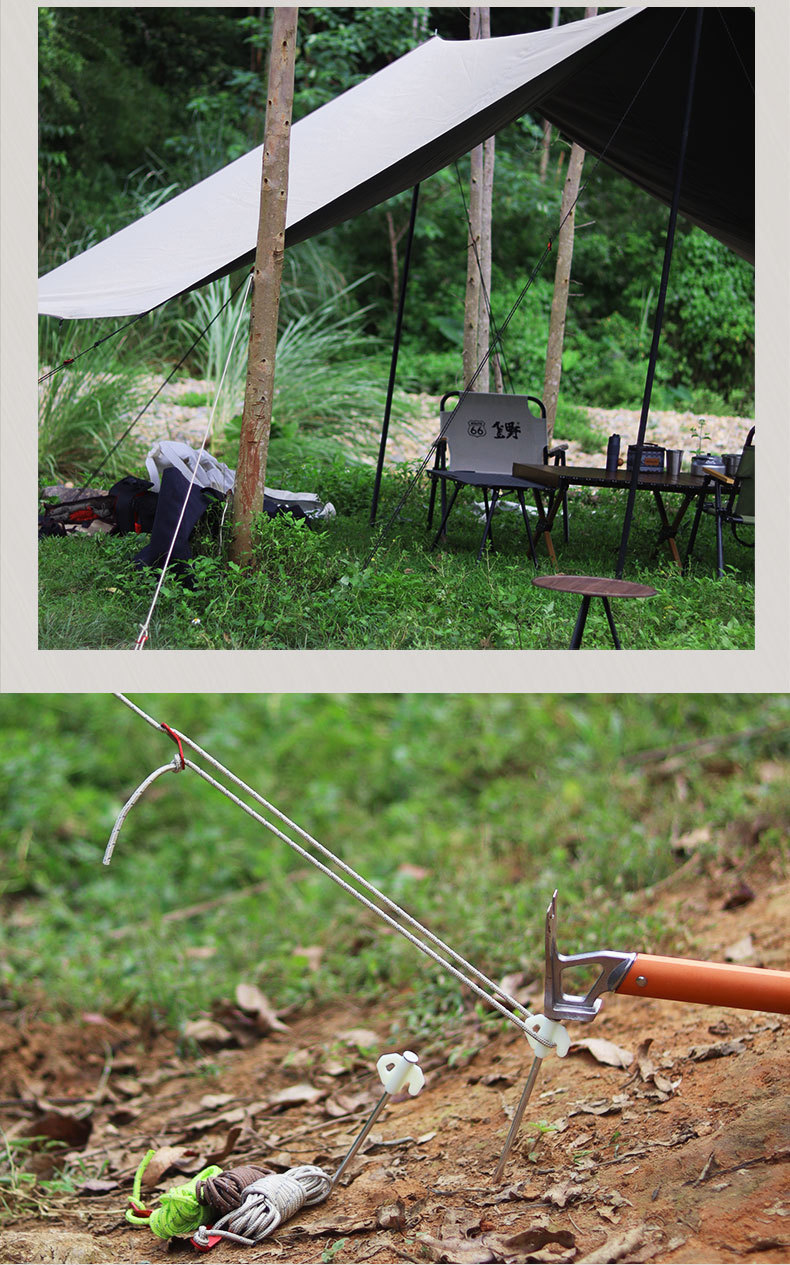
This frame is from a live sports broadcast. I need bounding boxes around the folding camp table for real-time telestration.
[512,462,710,568]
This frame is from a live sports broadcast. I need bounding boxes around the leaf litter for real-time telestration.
[0,874,788,1262]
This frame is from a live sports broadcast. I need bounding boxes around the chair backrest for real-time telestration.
[439,392,547,476]
[734,444,755,519]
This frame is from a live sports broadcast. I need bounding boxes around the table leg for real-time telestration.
[532,489,559,566]
[600,597,622,649]
[682,481,710,571]
[570,594,592,649]
[651,491,682,569]
[516,489,538,567]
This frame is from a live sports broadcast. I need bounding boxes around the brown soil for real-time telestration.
[1,867,787,1265]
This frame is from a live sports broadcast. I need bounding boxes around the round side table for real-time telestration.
[533,574,657,649]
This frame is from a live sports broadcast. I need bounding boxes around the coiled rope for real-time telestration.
[196,1164,271,1216]
[125,1150,222,1238]
[192,1166,332,1247]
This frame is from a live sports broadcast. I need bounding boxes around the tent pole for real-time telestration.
[615,8,703,579]
[370,183,420,525]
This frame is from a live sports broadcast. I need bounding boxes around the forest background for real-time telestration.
[38,5,755,429]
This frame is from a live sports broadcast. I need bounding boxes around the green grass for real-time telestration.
[38,452,754,650]
[1,695,788,1035]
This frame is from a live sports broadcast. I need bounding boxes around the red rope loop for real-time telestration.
[160,722,186,769]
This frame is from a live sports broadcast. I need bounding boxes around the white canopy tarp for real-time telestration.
[38,7,753,321]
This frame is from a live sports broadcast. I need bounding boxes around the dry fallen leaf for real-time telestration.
[690,1039,747,1061]
[235,982,289,1033]
[22,1111,92,1151]
[183,1018,235,1046]
[672,825,711,854]
[267,1083,325,1110]
[572,1038,633,1068]
[725,933,755,962]
[336,1027,380,1052]
[139,1145,200,1186]
[324,1089,375,1118]
[543,1178,586,1208]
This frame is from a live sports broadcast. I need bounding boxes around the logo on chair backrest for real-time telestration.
[493,421,521,440]
[467,419,486,438]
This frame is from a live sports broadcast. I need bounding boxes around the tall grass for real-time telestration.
[177,263,409,472]
[38,322,150,486]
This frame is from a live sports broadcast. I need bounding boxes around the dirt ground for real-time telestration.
[1,864,787,1265]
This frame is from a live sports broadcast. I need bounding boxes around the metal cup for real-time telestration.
[665,449,683,479]
[722,453,740,477]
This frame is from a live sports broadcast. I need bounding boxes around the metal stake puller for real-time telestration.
[495,889,790,1181]
[494,891,635,1182]
[332,1050,425,1186]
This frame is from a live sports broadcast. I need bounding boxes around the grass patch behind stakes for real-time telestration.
[1,695,787,1034]
[39,453,754,650]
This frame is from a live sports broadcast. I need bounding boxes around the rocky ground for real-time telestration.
[126,380,754,473]
[1,853,787,1265]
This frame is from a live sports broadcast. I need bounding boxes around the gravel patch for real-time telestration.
[125,377,754,472]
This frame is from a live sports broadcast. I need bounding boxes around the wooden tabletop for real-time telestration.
[512,462,706,491]
[533,574,657,598]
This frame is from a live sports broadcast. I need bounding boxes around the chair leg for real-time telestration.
[477,489,499,562]
[562,488,569,543]
[714,483,724,578]
[483,489,494,547]
[569,594,592,649]
[427,477,437,529]
[683,483,708,570]
[516,489,538,567]
[601,596,622,649]
[431,483,461,549]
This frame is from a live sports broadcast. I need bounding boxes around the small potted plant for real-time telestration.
[689,418,724,477]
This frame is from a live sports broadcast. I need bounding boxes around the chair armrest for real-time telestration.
[432,436,448,470]
[701,467,734,485]
[544,443,568,467]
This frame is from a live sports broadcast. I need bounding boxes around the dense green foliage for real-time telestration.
[39,7,754,415]
[38,453,754,651]
[1,695,787,1029]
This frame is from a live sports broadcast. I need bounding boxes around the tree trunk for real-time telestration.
[542,6,597,443]
[463,6,493,393]
[539,9,560,185]
[231,7,298,565]
[462,134,484,390]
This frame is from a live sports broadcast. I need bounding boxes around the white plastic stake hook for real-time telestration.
[524,1014,571,1059]
[332,1050,424,1186]
[376,1050,425,1096]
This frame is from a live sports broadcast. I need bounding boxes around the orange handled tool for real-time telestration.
[494,893,789,1183]
[616,952,790,1013]
[543,891,790,1021]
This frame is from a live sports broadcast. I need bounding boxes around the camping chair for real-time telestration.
[427,391,569,563]
[683,427,755,578]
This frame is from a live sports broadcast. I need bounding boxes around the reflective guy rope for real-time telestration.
[133,272,253,651]
[192,1167,332,1247]
[108,693,551,1045]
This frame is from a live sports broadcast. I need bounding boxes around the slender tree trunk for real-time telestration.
[232,8,298,565]
[463,134,484,390]
[542,6,596,443]
[539,8,560,185]
[463,6,494,393]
